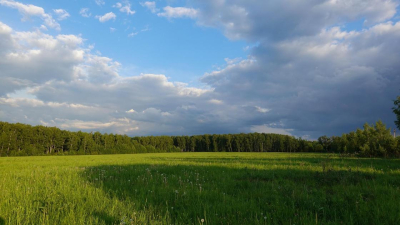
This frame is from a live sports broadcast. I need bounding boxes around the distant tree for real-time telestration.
[318,135,331,152]
[394,96,400,130]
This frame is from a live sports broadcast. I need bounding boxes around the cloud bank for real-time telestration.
[1,0,399,139]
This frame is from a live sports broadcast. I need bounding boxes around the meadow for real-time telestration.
[0,153,399,225]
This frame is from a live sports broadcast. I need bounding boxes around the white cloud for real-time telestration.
[53,9,70,21]
[58,119,135,131]
[110,27,116,32]
[0,21,12,33]
[127,25,150,37]
[95,0,105,6]
[128,32,138,37]
[85,55,120,83]
[96,12,116,22]
[250,124,293,135]
[79,8,91,18]
[140,1,158,13]
[39,25,47,30]
[0,21,14,54]
[0,24,87,96]
[157,6,198,19]
[224,57,242,65]
[0,0,60,30]
[113,2,135,15]
[255,106,269,113]
[0,97,94,109]
[209,99,223,105]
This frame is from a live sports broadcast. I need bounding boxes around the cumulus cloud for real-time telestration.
[191,0,398,41]
[96,12,116,22]
[53,9,70,21]
[0,21,222,136]
[85,55,121,83]
[0,0,60,30]
[0,21,14,53]
[157,6,198,19]
[0,96,111,125]
[1,0,400,139]
[201,22,400,137]
[190,0,399,137]
[0,26,85,96]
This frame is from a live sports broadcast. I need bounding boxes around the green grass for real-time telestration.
[1,153,400,224]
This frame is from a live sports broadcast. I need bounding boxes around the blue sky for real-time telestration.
[0,0,399,139]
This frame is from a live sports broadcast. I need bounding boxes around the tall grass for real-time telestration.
[0,153,399,224]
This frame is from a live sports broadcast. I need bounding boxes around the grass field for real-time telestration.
[0,153,400,225]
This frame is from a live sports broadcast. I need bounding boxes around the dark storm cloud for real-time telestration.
[192,0,397,41]
[201,23,400,138]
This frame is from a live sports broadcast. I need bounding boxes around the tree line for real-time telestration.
[1,120,399,157]
[0,121,320,157]
[0,122,181,157]
[318,121,400,157]
[136,133,323,153]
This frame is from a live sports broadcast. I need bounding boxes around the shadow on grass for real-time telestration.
[81,159,400,225]
[92,211,119,225]
[149,155,400,171]
[0,217,4,225]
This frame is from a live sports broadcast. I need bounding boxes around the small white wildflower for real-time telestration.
[264,216,267,220]
[201,219,205,223]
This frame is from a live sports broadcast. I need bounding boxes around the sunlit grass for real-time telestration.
[0,153,399,224]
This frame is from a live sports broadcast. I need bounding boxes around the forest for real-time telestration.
[0,120,399,157]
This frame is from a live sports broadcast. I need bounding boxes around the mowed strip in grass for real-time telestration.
[0,153,399,225]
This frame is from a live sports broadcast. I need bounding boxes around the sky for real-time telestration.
[0,0,399,139]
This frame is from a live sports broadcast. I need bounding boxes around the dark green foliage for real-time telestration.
[135,132,316,153]
[0,121,318,156]
[394,95,400,130]
[0,121,180,156]
[319,121,399,157]
[1,120,399,157]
